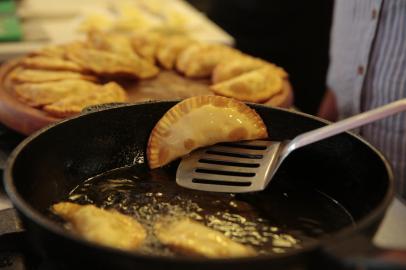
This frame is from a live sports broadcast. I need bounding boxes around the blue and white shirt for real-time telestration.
[328,0,406,198]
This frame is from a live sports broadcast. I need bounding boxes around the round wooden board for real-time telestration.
[0,60,293,136]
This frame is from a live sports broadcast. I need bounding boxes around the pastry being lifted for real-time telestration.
[147,95,268,169]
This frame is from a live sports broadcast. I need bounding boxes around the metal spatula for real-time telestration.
[176,99,406,193]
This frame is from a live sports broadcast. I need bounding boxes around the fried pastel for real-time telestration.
[156,36,195,69]
[212,56,265,84]
[154,218,256,258]
[210,67,284,103]
[20,56,85,72]
[176,44,239,78]
[43,81,127,117]
[130,31,163,64]
[212,56,288,84]
[66,47,159,79]
[147,95,268,169]
[87,31,137,58]
[30,44,67,58]
[52,202,146,251]
[31,41,88,58]
[9,68,97,84]
[13,79,99,107]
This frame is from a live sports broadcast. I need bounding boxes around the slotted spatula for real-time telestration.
[176,99,406,193]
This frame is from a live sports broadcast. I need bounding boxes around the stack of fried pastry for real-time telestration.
[5,30,288,118]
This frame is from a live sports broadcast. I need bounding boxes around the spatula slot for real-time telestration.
[205,150,263,159]
[198,159,260,168]
[192,178,252,186]
[217,142,268,150]
[195,168,256,177]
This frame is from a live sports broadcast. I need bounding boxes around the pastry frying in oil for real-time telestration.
[210,67,284,103]
[147,95,268,169]
[52,202,146,251]
[154,218,256,258]
[43,81,127,117]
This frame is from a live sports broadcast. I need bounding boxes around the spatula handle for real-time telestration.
[284,99,406,154]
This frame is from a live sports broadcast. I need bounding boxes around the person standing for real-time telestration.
[319,0,406,199]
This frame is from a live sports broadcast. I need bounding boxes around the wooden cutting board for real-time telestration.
[0,60,293,135]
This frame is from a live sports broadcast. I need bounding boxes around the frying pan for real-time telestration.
[1,100,399,269]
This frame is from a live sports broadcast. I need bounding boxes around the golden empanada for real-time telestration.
[210,67,284,103]
[154,218,256,258]
[20,56,85,72]
[13,79,99,107]
[130,31,163,63]
[32,41,89,58]
[176,44,239,78]
[87,31,137,58]
[156,36,195,69]
[9,68,97,84]
[66,48,159,79]
[30,44,67,58]
[147,95,268,169]
[213,56,288,84]
[52,202,146,251]
[43,81,127,117]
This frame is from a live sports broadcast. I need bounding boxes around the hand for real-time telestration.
[317,89,338,121]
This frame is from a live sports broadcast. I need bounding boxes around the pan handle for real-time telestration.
[284,99,406,155]
[317,234,406,270]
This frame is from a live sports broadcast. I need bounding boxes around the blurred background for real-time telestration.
[0,0,333,115]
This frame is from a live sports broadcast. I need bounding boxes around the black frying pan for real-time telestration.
[1,101,399,269]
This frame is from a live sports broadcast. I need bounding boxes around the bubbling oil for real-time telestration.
[65,166,354,257]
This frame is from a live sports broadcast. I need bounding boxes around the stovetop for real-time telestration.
[0,124,59,270]
[0,124,24,171]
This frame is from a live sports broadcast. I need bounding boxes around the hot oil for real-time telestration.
[66,166,355,256]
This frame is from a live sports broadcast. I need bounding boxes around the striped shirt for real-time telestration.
[327,0,406,198]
